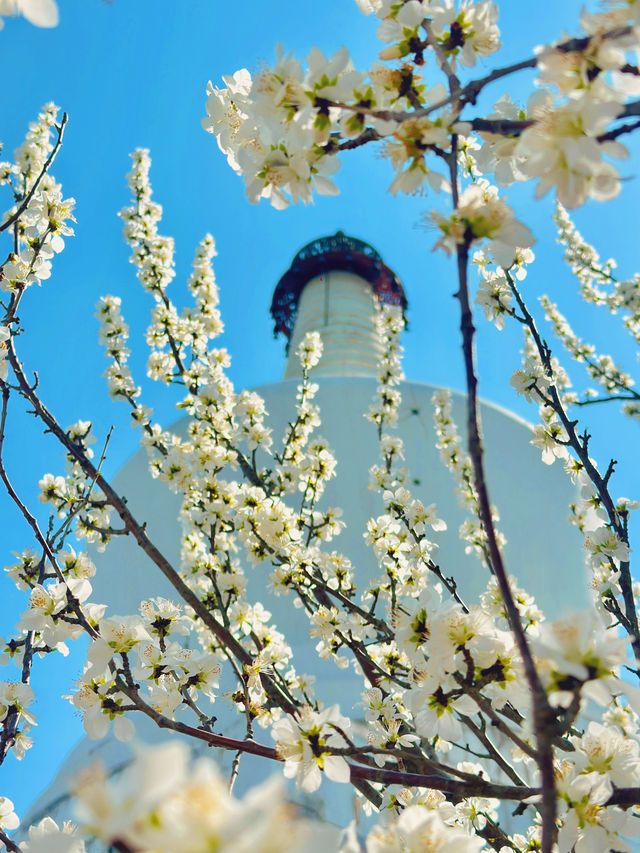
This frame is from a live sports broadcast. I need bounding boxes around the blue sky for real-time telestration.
[0,0,639,818]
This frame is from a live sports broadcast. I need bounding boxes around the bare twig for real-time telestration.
[576,393,640,407]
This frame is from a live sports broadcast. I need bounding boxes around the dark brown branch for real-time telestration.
[618,97,640,120]
[116,675,538,801]
[0,828,20,853]
[448,146,557,851]
[461,58,537,106]
[598,118,640,143]
[110,841,135,853]
[350,764,537,800]
[336,128,382,150]
[607,787,640,807]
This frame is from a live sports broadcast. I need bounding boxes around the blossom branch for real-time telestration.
[447,146,557,851]
[115,675,535,799]
[7,336,301,715]
[506,271,640,666]
[0,113,68,235]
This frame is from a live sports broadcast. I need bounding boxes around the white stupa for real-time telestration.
[22,232,587,841]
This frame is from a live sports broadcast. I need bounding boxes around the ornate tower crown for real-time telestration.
[270,231,408,379]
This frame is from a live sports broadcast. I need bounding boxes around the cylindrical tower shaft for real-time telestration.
[283,270,385,378]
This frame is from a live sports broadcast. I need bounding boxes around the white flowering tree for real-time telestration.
[1,2,640,852]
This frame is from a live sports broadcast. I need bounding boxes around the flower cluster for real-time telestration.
[554,203,640,419]
[541,295,639,420]
[0,104,74,293]
[204,0,640,231]
[430,180,535,268]
[432,389,505,561]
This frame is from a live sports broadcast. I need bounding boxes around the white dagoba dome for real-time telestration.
[22,232,588,840]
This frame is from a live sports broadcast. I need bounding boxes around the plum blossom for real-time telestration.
[0,0,58,29]
[584,526,630,563]
[366,804,484,853]
[404,672,477,741]
[556,769,640,853]
[70,742,340,853]
[296,330,323,370]
[0,681,36,731]
[430,0,501,69]
[475,94,529,186]
[17,578,92,647]
[18,817,86,853]
[377,1,430,61]
[271,705,351,792]
[430,181,535,268]
[0,325,10,380]
[474,271,512,329]
[0,796,19,831]
[85,615,150,676]
[516,89,626,208]
[533,609,629,707]
[570,721,640,797]
[385,114,452,196]
[67,669,135,742]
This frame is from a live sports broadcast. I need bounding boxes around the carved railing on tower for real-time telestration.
[270,231,408,349]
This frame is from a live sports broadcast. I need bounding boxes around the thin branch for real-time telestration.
[110,842,135,853]
[460,57,537,106]
[607,787,640,807]
[575,393,640,407]
[506,271,640,667]
[598,118,640,143]
[336,128,382,151]
[78,518,130,537]
[0,828,20,853]
[457,713,526,786]
[349,764,537,800]
[423,19,460,96]
[0,384,99,641]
